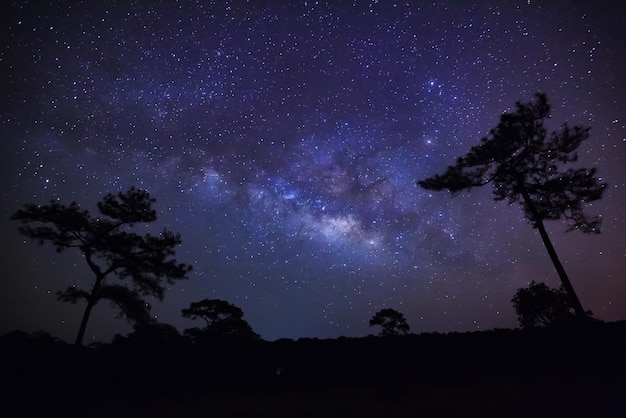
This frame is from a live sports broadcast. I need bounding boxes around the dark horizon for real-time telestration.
[3,321,624,418]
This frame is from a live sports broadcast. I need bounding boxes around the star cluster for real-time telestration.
[2,1,625,342]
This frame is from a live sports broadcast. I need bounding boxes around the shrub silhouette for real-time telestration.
[113,322,182,346]
[510,280,591,328]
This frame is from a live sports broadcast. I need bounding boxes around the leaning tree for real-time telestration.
[418,93,606,318]
[12,187,192,345]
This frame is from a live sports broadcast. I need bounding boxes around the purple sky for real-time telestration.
[1,1,625,343]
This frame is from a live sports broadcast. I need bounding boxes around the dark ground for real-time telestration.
[1,321,625,417]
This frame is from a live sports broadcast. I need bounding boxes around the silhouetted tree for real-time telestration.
[182,298,260,341]
[370,308,410,337]
[511,281,576,328]
[418,93,606,319]
[12,187,192,346]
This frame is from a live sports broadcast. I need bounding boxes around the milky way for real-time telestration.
[2,1,625,342]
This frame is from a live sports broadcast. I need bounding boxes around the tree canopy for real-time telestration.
[182,298,260,341]
[12,187,192,345]
[369,308,410,337]
[511,281,575,328]
[418,93,606,318]
[418,93,605,234]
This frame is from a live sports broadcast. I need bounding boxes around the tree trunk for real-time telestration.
[74,274,103,346]
[533,217,587,318]
[75,299,95,346]
[518,184,588,318]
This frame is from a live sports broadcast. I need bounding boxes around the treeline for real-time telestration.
[2,321,624,395]
[2,322,625,417]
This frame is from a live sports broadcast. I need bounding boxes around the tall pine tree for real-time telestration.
[418,94,606,318]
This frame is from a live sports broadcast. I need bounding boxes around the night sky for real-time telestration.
[2,1,625,344]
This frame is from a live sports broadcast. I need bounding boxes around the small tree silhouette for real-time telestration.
[182,299,260,341]
[369,308,410,337]
[511,281,576,328]
[12,187,192,345]
[418,93,606,319]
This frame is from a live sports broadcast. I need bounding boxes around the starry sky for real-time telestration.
[1,1,625,343]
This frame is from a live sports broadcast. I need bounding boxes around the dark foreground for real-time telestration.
[1,322,625,417]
